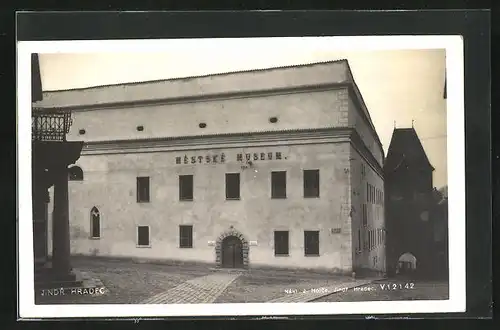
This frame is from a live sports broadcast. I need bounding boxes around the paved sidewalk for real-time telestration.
[141,272,241,304]
[267,279,376,303]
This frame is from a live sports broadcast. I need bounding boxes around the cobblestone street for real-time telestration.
[35,257,449,305]
[140,272,241,304]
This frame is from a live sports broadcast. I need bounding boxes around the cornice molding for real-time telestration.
[79,127,383,175]
[81,127,353,154]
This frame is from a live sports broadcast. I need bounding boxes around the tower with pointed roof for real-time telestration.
[384,126,444,278]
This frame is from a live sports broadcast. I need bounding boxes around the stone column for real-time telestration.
[51,164,73,280]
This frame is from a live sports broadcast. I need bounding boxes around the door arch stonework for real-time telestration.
[215,228,249,268]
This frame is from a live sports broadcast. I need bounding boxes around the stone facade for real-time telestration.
[40,60,386,273]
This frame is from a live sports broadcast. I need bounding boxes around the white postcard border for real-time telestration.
[17,35,465,318]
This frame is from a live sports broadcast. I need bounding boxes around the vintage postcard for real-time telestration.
[17,35,465,318]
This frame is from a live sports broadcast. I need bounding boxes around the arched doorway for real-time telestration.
[397,252,417,275]
[215,227,249,268]
[221,236,243,268]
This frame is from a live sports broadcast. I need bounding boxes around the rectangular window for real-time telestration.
[368,230,371,250]
[362,204,367,226]
[304,231,320,256]
[179,225,193,248]
[137,177,150,203]
[271,171,287,199]
[226,173,240,200]
[366,183,369,202]
[179,175,194,201]
[274,231,289,256]
[137,226,150,246]
[364,229,368,250]
[357,229,362,252]
[303,169,320,198]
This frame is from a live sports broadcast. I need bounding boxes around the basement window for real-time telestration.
[274,231,289,256]
[137,226,150,247]
[78,129,86,135]
[199,122,207,128]
[269,117,278,123]
[137,125,144,131]
[179,225,193,248]
[304,231,320,256]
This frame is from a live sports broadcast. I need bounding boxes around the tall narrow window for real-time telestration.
[271,171,287,199]
[366,183,369,202]
[357,229,362,252]
[362,204,367,226]
[368,230,371,250]
[90,207,100,238]
[303,169,320,198]
[137,226,150,246]
[179,175,194,201]
[274,231,289,256]
[137,177,150,203]
[304,231,320,256]
[179,225,193,248]
[225,173,240,200]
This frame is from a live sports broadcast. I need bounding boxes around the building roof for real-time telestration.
[35,59,351,108]
[384,127,435,173]
[34,58,384,158]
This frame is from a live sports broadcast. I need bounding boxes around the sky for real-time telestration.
[38,47,447,188]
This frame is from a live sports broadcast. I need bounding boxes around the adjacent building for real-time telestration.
[35,59,386,274]
[384,127,448,278]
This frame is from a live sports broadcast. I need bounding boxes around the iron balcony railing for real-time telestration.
[32,108,73,142]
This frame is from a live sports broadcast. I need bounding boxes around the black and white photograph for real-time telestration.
[17,35,465,318]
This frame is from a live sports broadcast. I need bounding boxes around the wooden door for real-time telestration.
[221,236,243,268]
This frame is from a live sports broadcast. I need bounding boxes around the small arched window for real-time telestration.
[90,207,100,239]
[69,166,84,181]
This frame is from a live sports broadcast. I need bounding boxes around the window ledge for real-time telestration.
[304,254,320,257]
[89,237,100,240]
[137,201,151,204]
[136,245,151,248]
[179,199,194,202]
[271,196,287,199]
[274,254,290,257]
[179,246,193,249]
[303,196,320,199]
[226,198,241,201]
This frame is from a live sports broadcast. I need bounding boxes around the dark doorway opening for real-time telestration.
[221,236,243,268]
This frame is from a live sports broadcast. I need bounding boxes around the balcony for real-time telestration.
[32,108,73,142]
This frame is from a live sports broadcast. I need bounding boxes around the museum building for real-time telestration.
[35,59,387,273]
